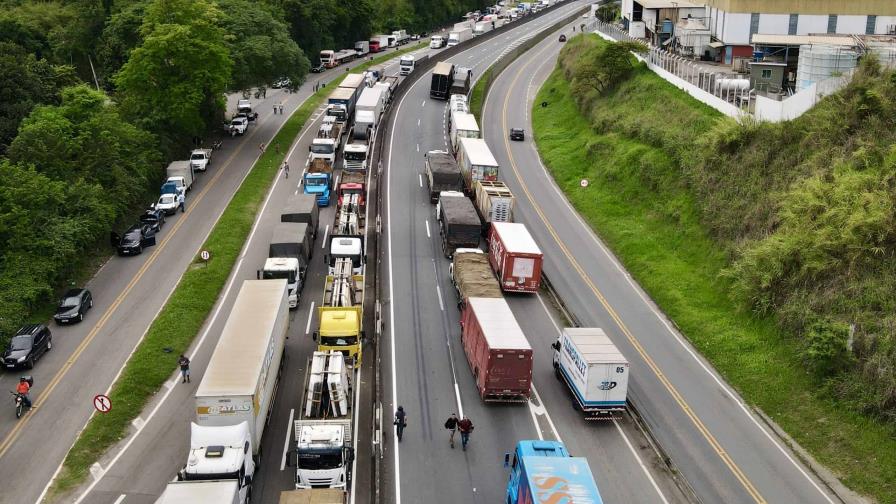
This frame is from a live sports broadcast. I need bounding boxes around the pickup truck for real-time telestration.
[190,149,213,172]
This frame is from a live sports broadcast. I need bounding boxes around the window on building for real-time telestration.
[761,69,772,79]
[827,15,837,34]
[788,14,798,35]
[866,15,877,35]
[750,13,760,37]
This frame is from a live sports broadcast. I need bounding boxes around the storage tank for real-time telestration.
[714,78,750,93]
[676,17,710,57]
[796,44,859,90]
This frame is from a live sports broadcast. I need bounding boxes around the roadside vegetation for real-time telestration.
[0,0,486,348]
[532,33,896,501]
[49,43,423,497]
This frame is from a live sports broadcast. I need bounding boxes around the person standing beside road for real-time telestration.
[177,191,185,213]
[273,103,278,115]
[283,161,290,179]
[259,142,266,153]
[178,354,191,383]
[279,103,284,115]
[458,416,474,451]
[444,413,459,448]
[394,406,407,442]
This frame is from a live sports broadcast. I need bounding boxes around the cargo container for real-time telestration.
[449,112,480,155]
[280,489,346,504]
[155,480,240,504]
[430,62,455,100]
[460,297,533,401]
[488,222,542,293]
[505,440,603,504]
[473,180,514,232]
[551,328,629,419]
[457,137,499,194]
[449,249,502,311]
[437,191,481,258]
[282,193,320,239]
[425,150,463,203]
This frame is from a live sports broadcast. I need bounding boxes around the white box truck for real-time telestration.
[355,86,386,127]
[166,161,195,193]
[449,111,480,155]
[155,480,239,504]
[457,137,499,194]
[447,28,473,47]
[551,327,629,419]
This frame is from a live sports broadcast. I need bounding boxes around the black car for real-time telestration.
[54,288,93,324]
[559,34,567,42]
[3,324,52,369]
[510,128,525,141]
[114,223,157,256]
[310,64,325,73]
[141,208,165,233]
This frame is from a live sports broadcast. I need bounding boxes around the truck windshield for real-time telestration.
[191,153,204,160]
[262,270,297,283]
[297,450,343,470]
[344,151,367,161]
[320,335,358,348]
[305,177,327,187]
[311,144,334,154]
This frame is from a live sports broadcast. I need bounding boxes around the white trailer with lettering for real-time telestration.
[551,327,629,419]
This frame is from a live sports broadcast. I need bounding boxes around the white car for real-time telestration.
[156,193,179,215]
[230,117,248,136]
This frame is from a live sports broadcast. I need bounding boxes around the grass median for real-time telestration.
[48,42,429,500]
[531,67,896,502]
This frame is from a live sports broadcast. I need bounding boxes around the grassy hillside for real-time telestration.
[533,34,896,501]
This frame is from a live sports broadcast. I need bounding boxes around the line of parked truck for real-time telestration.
[317,30,413,71]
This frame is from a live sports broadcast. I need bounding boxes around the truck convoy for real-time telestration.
[457,137,499,194]
[189,148,213,172]
[460,297,533,401]
[552,327,629,419]
[430,62,455,100]
[287,351,355,490]
[505,440,603,504]
[262,222,312,308]
[316,255,365,365]
[425,150,464,203]
[437,191,481,258]
[181,280,288,503]
[487,222,543,292]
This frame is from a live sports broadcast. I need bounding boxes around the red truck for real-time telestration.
[338,171,366,211]
[459,297,533,402]
[488,222,543,293]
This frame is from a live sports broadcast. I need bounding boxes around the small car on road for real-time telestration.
[559,34,567,42]
[54,289,93,324]
[3,325,52,369]
[114,223,158,256]
[310,64,326,73]
[509,128,525,141]
[141,207,166,233]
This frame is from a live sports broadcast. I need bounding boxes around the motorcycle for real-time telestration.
[10,391,25,419]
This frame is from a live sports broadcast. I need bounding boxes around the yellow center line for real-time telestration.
[495,32,767,504]
[0,118,269,459]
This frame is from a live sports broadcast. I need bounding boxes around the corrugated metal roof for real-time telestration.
[752,34,857,46]
[468,297,531,350]
[493,222,541,255]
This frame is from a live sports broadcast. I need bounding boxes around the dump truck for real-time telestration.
[487,222,542,293]
[189,280,288,502]
[286,351,355,490]
[279,489,346,504]
[505,440,603,504]
[457,137,499,194]
[425,150,463,203]
[304,158,334,206]
[551,327,629,419]
[449,248,503,311]
[460,297,533,401]
[315,259,365,365]
[430,62,455,100]
[473,180,514,233]
[262,222,312,308]
[437,191,481,258]
[282,193,320,240]
[449,112,480,155]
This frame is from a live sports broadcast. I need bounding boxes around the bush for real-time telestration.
[803,320,852,377]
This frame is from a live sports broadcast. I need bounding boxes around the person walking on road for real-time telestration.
[178,354,191,383]
[177,191,185,213]
[273,103,278,114]
[394,405,407,442]
[458,416,474,451]
[283,161,290,179]
[444,413,459,448]
[278,103,284,115]
[259,142,266,153]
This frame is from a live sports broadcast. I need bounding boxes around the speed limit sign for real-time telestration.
[580,179,589,187]
[200,250,211,261]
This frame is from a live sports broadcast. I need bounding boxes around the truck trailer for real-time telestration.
[487,222,542,293]
[262,222,313,308]
[460,297,533,401]
[156,480,240,504]
[473,180,514,233]
[449,248,503,311]
[450,66,472,95]
[280,489,346,504]
[447,28,473,47]
[552,327,629,419]
[282,193,320,239]
[449,112,480,155]
[505,440,603,504]
[425,150,464,203]
[437,191,481,258]
[457,137,499,194]
[430,62,455,100]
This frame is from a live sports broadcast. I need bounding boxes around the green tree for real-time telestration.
[95,2,147,87]
[115,0,231,140]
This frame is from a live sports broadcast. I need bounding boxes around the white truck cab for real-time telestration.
[399,55,416,75]
[309,138,337,165]
[262,257,302,308]
[342,143,368,172]
[179,422,255,504]
[430,35,445,49]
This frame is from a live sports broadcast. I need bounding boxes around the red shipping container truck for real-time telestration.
[488,222,543,293]
[460,297,533,402]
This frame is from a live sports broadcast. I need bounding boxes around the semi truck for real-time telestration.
[304,159,334,207]
[280,489,346,504]
[324,188,365,276]
[450,66,472,95]
[189,280,288,501]
[447,27,473,47]
[449,248,503,311]
[287,351,355,490]
[326,87,357,124]
[437,191,481,258]
[189,148,213,172]
[392,29,409,45]
[551,328,629,419]
[473,180,514,232]
[355,86,386,130]
[262,222,312,308]
[399,55,416,75]
[430,62,455,100]
[488,222,543,293]
[374,76,398,104]
[282,193,320,239]
[460,297,533,401]
[354,40,370,57]
[165,161,195,193]
[318,116,345,149]
[449,112,480,155]
[457,137,499,194]
[425,150,463,203]
[322,49,356,67]
[369,34,394,52]
[505,440,603,504]
[309,137,337,166]
[156,480,240,504]
[343,138,369,172]
[316,257,365,365]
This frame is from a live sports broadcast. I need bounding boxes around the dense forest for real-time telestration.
[557,36,896,422]
[0,0,489,340]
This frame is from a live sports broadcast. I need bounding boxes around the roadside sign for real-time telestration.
[200,250,211,261]
[93,394,112,413]
[580,179,589,187]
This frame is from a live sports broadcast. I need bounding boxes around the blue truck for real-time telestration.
[303,158,333,206]
[505,440,602,504]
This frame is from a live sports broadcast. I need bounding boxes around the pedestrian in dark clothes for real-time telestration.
[444,413,459,448]
[458,416,474,450]
[279,104,284,114]
[178,354,191,383]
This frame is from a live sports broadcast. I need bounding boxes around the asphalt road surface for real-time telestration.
[479,18,842,504]
[382,3,689,504]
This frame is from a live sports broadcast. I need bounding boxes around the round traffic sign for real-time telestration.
[200,250,211,261]
[93,394,112,413]
[580,179,589,187]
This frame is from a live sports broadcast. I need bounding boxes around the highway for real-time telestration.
[382,3,687,503]
[62,46,433,504]
[480,16,842,504]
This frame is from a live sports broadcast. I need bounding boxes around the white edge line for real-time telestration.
[305,301,316,335]
[280,408,295,471]
[112,495,126,504]
[321,224,330,249]
[424,220,431,238]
